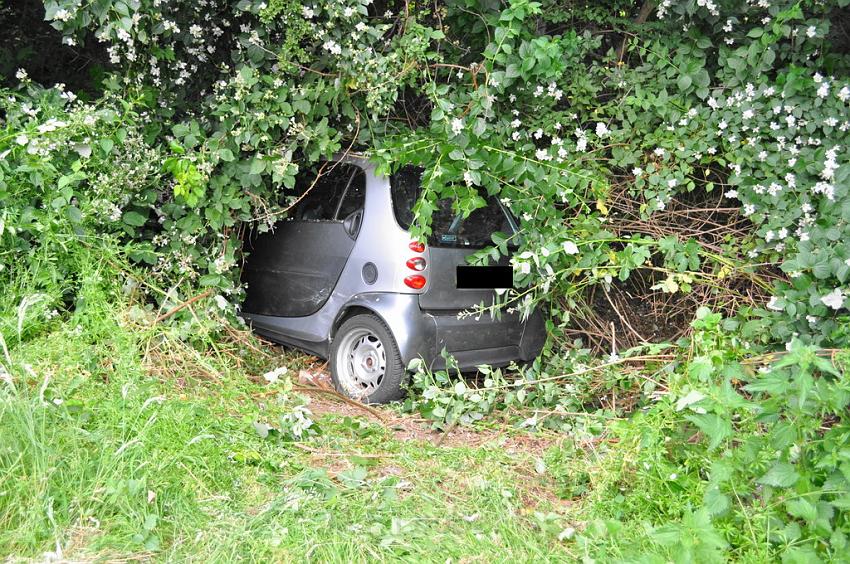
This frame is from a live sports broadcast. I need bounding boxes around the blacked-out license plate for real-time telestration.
[456,266,514,289]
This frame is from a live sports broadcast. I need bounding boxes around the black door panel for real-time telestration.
[242,221,355,317]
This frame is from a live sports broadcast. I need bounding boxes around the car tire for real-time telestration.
[330,313,406,404]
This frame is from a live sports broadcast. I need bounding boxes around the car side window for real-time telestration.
[290,162,364,221]
[389,165,422,230]
[335,169,366,219]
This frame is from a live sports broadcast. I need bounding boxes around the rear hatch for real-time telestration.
[390,166,518,312]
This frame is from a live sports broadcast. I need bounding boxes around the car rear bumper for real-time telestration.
[345,293,545,372]
[424,306,546,371]
[245,292,546,372]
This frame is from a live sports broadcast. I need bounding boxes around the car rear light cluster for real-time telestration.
[404,241,427,289]
[406,257,426,271]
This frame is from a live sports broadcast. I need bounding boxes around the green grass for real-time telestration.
[0,289,583,562]
[0,254,799,563]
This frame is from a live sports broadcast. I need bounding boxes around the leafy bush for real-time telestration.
[2,0,847,350]
[2,1,850,559]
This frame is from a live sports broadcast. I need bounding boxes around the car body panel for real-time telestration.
[241,152,546,372]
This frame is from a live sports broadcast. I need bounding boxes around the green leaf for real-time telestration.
[703,486,730,516]
[757,462,799,488]
[786,498,818,523]
[199,274,222,286]
[677,74,692,91]
[249,158,265,175]
[685,413,732,450]
[122,211,147,227]
[66,206,82,224]
[292,99,311,114]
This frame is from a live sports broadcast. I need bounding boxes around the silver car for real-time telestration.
[241,153,545,403]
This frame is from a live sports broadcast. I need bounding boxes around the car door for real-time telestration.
[241,162,366,317]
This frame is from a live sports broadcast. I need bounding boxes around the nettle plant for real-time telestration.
[654,309,850,560]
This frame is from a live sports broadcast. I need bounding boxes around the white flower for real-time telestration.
[322,39,341,55]
[15,134,28,145]
[463,170,474,185]
[667,178,678,188]
[343,7,355,17]
[15,68,28,81]
[535,148,551,161]
[562,241,579,255]
[214,295,229,310]
[806,25,817,38]
[451,117,464,136]
[654,147,666,157]
[821,288,845,310]
[632,167,643,176]
[595,122,609,137]
[302,6,315,18]
[263,366,288,384]
[575,137,587,152]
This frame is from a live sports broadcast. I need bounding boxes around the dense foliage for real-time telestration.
[2,0,850,560]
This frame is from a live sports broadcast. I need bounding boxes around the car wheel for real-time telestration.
[330,314,405,404]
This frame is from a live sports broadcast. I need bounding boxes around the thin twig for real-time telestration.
[291,442,392,458]
[292,385,390,423]
[153,290,213,324]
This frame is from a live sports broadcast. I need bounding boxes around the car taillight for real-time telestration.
[403,274,426,289]
[408,241,425,253]
[406,257,426,271]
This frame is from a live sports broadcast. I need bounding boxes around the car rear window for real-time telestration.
[390,165,517,248]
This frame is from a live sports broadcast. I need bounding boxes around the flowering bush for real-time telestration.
[2,1,850,560]
[3,0,850,344]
